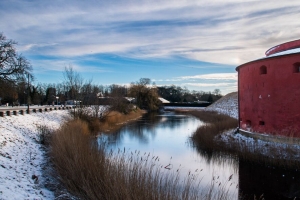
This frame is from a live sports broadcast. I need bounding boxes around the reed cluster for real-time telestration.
[187,110,238,150]
[76,109,146,134]
[50,118,236,200]
[185,110,300,169]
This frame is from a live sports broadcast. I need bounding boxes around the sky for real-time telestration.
[1,0,300,95]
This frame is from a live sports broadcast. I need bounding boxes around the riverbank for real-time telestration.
[98,109,147,133]
[0,110,71,199]
[0,108,147,199]
[50,114,237,200]
[183,92,300,169]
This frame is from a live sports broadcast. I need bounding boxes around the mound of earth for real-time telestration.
[206,92,238,119]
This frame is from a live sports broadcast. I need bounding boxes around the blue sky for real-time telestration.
[1,0,300,94]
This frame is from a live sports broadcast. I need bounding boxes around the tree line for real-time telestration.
[0,33,222,112]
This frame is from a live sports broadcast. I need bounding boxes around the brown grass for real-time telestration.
[185,110,238,150]
[218,134,300,168]
[184,110,300,169]
[77,109,146,134]
[99,109,146,133]
[50,118,236,200]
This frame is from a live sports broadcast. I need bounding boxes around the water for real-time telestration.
[98,111,300,199]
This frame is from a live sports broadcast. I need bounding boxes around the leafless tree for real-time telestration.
[63,65,83,101]
[0,33,32,82]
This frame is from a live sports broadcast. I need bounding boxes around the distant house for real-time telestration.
[236,39,300,137]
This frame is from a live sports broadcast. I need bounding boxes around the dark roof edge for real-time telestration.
[236,51,300,71]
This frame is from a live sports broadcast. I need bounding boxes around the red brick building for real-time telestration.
[236,40,300,137]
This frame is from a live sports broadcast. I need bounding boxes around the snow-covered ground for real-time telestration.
[206,92,238,119]
[0,110,71,200]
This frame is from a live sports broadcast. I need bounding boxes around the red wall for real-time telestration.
[237,53,300,137]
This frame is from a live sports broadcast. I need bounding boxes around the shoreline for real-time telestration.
[0,110,71,199]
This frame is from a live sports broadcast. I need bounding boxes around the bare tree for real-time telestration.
[63,65,83,102]
[213,88,221,96]
[0,33,32,82]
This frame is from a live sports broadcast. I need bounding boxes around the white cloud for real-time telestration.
[178,73,237,81]
[1,0,300,65]
[1,0,300,94]
[185,82,237,87]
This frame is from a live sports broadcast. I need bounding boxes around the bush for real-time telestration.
[37,125,53,145]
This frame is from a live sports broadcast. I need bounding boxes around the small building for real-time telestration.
[236,39,300,137]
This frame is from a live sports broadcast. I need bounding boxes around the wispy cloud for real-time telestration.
[185,82,237,87]
[1,0,299,93]
[1,0,300,65]
[178,73,237,81]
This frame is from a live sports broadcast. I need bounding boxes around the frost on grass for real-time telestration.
[0,110,70,200]
[217,129,300,162]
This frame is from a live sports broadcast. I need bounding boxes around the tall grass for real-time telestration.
[78,109,146,134]
[50,119,236,200]
[187,110,238,150]
[185,110,300,169]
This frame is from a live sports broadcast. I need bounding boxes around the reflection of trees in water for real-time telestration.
[102,112,192,147]
[191,139,300,199]
[189,138,238,172]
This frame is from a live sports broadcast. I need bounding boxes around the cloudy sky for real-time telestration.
[1,0,300,94]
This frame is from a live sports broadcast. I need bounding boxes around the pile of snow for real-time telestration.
[206,92,238,119]
[158,97,170,103]
[0,110,71,199]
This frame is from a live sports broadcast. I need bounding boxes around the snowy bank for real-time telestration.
[206,92,238,119]
[0,110,71,200]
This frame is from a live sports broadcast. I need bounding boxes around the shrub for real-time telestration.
[36,125,53,145]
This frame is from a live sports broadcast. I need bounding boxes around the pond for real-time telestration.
[99,111,300,200]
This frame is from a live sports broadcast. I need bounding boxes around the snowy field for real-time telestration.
[0,110,71,200]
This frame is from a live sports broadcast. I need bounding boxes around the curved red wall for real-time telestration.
[237,53,300,137]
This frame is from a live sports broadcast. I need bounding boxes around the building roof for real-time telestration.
[236,39,300,71]
[266,47,300,58]
[265,39,300,56]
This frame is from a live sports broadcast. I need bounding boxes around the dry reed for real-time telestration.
[50,118,236,200]
[184,110,300,169]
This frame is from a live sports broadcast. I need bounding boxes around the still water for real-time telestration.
[99,112,300,199]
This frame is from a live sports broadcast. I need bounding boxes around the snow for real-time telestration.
[206,92,238,119]
[158,97,170,103]
[218,129,300,161]
[0,110,71,200]
[266,47,300,57]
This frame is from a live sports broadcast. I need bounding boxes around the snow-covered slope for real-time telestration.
[206,92,238,119]
[0,110,71,200]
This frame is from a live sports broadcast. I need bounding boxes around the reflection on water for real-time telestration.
[99,112,300,199]
[239,160,300,200]
[99,112,239,198]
